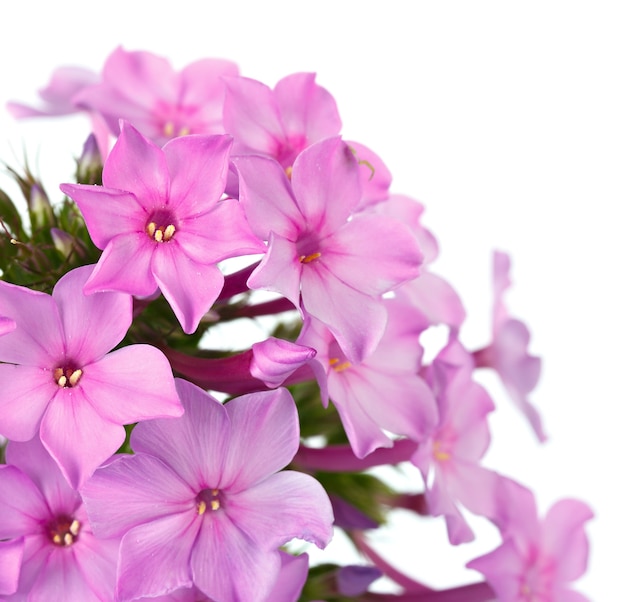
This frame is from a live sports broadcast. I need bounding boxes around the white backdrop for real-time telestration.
[1,2,624,599]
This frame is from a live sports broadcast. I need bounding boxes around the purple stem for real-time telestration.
[293,439,419,472]
[217,261,260,301]
[230,296,297,319]
[364,582,495,602]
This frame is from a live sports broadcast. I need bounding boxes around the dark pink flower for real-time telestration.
[474,251,545,441]
[235,137,423,362]
[0,265,183,488]
[74,46,238,146]
[82,380,333,602]
[61,121,264,334]
[468,480,593,602]
[0,436,119,601]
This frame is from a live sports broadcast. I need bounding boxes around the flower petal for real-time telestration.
[0,280,64,366]
[40,390,126,488]
[131,379,230,492]
[163,134,232,215]
[102,120,169,206]
[117,513,198,602]
[0,538,23,596]
[230,470,334,550]
[0,364,54,440]
[221,388,299,491]
[84,233,157,297]
[0,465,48,538]
[152,243,224,334]
[52,265,133,365]
[81,454,196,539]
[79,344,182,424]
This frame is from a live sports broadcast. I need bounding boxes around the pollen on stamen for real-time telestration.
[146,221,157,238]
[433,442,451,462]
[285,166,293,180]
[163,224,176,241]
[69,519,80,536]
[329,357,351,372]
[163,121,175,138]
[300,252,322,264]
[197,500,207,515]
[69,369,82,387]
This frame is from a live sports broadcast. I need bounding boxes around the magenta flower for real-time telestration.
[411,337,499,544]
[474,250,545,441]
[61,121,264,334]
[299,300,438,458]
[0,265,183,488]
[0,436,119,601]
[223,72,341,169]
[235,137,423,362]
[73,46,239,145]
[81,379,334,602]
[468,481,593,602]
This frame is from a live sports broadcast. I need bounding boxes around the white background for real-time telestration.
[1,2,624,599]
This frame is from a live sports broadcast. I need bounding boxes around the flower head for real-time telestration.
[61,121,264,334]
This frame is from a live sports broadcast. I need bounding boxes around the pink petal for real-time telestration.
[163,134,232,216]
[274,72,341,143]
[291,137,361,234]
[221,388,300,491]
[247,232,302,309]
[81,454,195,539]
[191,511,281,602]
[151,243,225,334]
[250,337,316,388]
[84,233,157,297]
[59,184,146,249]
[0,364,54,440]
[52,265,133,365]
[175,198,265,265]
[72,533,119,601]
[0,280,64,367]
[41,390,126,488]
[346,141,392,209]
[543,499,594,582]
[116,513,198,602]
[6,436,80,515]
[131,379,231,492]
[231,470,334,549]
[31,547,98,602]
[79,344,183,424]
[0,316,15,337]
[0,465,48,537]
[323,214,423,296]
[223,76,285,155]
[0,538,23,596]
[301,263,388,362]
[233,154,303,240]
[102,120,169,208]
[179,57,239,110]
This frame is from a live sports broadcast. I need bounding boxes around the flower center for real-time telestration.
[432,440,451,462]
[47,515,80,547]
[329,357,351,372]
[196,488,224,514]
[53,366,83,388]
[163,121,190,138]
[145,210,177,243]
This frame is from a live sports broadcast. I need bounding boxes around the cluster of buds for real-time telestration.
[0,46,591,601]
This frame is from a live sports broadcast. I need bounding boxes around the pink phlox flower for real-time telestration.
[474,250,545,441]
[468,478,593,602]
[141,552,309,602]
[61,121,265,334]
[250,336,318,388]
[73,46,238,146]
[0,436,119,601]
[81,380,334,602]
[381,195,466,330]
[298,299,438,458]
[234,137,423,362]
[7,65,98,118]
[223,72,341,169]
[0,264,183,488]
[411,336,500,544]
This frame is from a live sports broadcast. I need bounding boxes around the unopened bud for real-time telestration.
[75,133,103,185]
[28,183,54,230]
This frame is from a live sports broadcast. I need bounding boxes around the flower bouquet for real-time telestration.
[0,47,592,601]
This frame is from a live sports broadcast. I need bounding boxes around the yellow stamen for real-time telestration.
[69,520,80,536]
[211,499,220,511]
[299,252,322,264]
[163,122,175,138]
[57,375,67,387]
[197,500,207,515]
[433,441,450,461]
[146,221,156,238]
[52,534,62,545]
[331,360,351,372]
[68,369,82,387]
[285,166,293,180]
[179,126,190,136]
[63,533,73,546]
[154,229,164,243]
[163,224,176,241]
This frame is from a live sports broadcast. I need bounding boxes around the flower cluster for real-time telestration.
[0,46,592,601]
